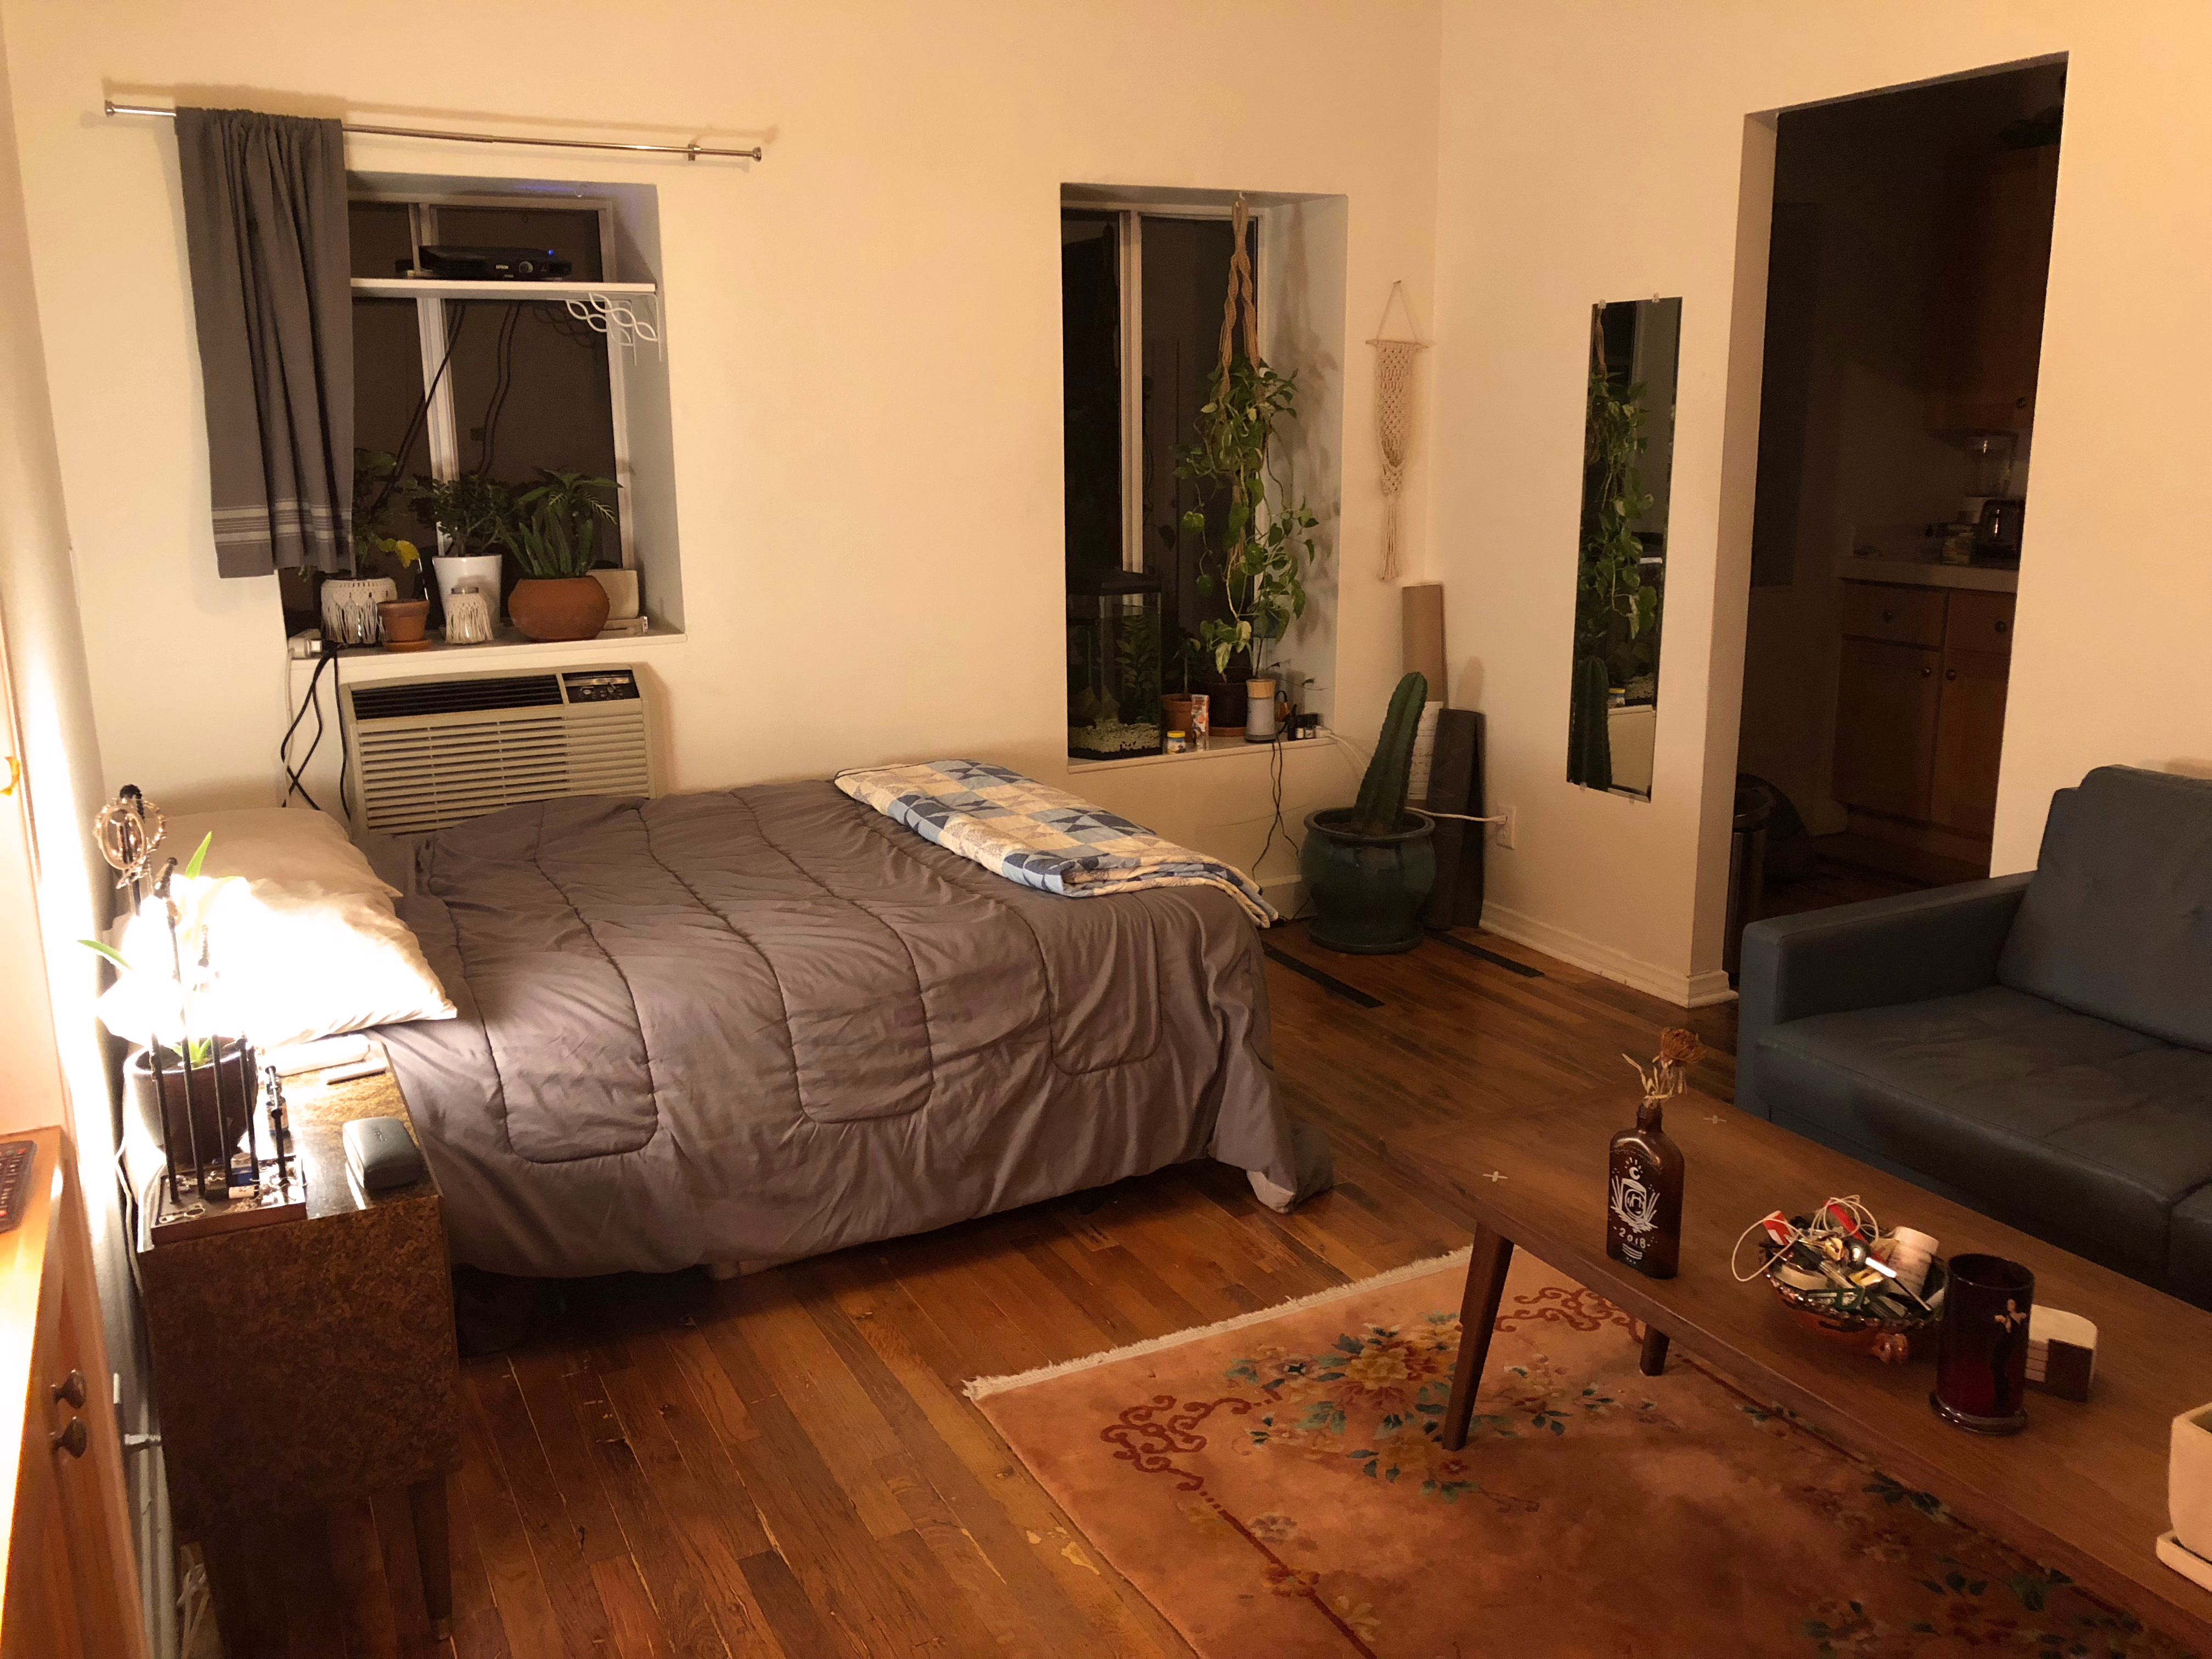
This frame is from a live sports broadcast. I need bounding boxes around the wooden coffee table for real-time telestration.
[1386,1085,2212,1649]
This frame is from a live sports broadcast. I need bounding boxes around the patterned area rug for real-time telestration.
[971,1251,2188,1658]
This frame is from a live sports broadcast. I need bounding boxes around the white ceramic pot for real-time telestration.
[319,578,397,646]
[1244,677,1279,742]
[433,554,504,623]
[589,566,641,620]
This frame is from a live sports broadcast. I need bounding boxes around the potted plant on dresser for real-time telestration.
[507,469,620,642]
[1300,672,1436,953]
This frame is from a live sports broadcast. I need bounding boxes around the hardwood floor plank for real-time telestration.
[455,1363,572,1659]
[809,1257,1187,1659]
[469,1360,619,1657]
[506,1339,633,1568]
[369,1485,439,1657]
[593,1552,680,1659]
[326,1497,404,1659]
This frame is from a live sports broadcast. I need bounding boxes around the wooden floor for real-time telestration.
[209,925,1739,1658]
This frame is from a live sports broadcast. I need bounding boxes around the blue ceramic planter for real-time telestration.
[1300,808,1437,954]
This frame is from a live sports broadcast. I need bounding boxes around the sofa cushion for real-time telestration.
[1999,765,2212,1052]
[1754,985,2212,1275]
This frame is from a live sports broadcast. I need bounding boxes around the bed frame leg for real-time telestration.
[703,1261,743,1282]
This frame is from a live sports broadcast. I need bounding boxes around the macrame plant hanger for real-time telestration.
[1368,281,1429,582]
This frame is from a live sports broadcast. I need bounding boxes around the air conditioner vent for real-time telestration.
[341,665,656,835]
[348,674,564,721]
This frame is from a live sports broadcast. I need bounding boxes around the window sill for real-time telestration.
[1067,730,1338,774]
[310,625,685,685]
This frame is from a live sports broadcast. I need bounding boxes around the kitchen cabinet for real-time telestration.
[1835,636,1942,820]
[1,1127,149,1659]
[1925,147,2060,433]
[1833,582,2016,844]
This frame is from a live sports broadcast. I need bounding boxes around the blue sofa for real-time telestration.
[1737,766,2212,1307]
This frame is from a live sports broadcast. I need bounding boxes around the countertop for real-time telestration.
[1837,556,2018,594]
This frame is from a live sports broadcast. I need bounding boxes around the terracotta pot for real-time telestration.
[508,576,611,642]
[377,599,430,649]
[1161,693,1211,743]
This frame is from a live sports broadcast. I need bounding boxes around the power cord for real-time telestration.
[279,650,350,819]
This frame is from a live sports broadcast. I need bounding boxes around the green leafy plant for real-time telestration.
[509,469,619,579]
[80,832,221,1064]
[1345,673,1428,838]
[1575,306,1660,684]
[1177,356,1321,680]
[411,471,521,559]
[1173,202,1322,683]
[352,449,425,599]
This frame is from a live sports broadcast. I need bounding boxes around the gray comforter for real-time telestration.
[375,783,1305,1277]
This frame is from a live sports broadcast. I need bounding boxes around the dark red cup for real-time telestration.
[1930,1252,2034,1434]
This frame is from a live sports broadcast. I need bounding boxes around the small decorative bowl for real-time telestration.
[1762,1228,1948,1364]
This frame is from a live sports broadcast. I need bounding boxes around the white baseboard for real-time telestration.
[1257,873,1307,918]
[1479,901,1737,1009]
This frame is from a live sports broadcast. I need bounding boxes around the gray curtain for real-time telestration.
[174,109,352,578]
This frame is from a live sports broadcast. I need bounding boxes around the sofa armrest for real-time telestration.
[1735,874,2030,1120]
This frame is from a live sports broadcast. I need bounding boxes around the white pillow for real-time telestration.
[98,806,454,1051]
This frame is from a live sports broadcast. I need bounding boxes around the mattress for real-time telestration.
[373,782,1306,1277]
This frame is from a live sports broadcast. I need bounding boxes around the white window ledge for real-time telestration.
[1068,729,1338,774]
[308,625,685,687]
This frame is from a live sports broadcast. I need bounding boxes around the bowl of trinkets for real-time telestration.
[1736,1198,1946,1363]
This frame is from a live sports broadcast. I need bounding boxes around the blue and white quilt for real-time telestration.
[833,759,1277,927]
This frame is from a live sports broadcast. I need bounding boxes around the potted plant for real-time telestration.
[81,833,257,1187]
[351,455,430,647]
[413,471,517,625]
[1300,672,1436,953]
[1174,213,1321,741]
[506,469,619,641]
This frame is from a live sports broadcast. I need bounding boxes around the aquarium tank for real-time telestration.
[1067,570,1164,761]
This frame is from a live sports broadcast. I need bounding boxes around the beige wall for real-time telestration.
[1432,1,2212,1000]
[0,0,1443,894]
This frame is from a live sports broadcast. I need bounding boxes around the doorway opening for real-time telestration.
[1733,61,2063,944]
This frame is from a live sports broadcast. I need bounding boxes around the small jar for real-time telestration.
[1164,729,1189,754]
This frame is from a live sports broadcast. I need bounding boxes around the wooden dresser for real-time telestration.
[134,1065,461,1653]
[0,1126,147,1659]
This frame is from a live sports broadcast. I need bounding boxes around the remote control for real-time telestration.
[0,1140,37,1234]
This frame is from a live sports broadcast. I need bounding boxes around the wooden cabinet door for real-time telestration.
[1932,647,2011,838]
[1832,638,1941,819]
[1926,148,2059,431]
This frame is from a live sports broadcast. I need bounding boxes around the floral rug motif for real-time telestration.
[973,1252,2191,1658]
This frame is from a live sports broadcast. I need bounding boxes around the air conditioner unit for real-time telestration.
[340,667,657,836]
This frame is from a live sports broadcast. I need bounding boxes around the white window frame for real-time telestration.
[1076,200,1265,574]
[352,189,636,569]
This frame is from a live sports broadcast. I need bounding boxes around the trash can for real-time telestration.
[1724,782,1773,985]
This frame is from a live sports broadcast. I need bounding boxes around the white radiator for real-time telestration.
[341,666,657,836]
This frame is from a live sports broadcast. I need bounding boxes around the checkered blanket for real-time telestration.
[833,759,1277,927]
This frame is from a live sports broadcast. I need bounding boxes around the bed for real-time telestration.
[369,780,1316,1278]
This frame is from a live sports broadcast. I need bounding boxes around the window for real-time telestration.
[281,188,664,640]
[1061,205,1257,676]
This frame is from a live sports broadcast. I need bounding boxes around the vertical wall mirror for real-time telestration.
[1566,296,1681,799]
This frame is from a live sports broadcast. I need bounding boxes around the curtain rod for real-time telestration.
[102,100,762,162]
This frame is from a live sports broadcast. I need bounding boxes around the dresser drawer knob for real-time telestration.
[51,1418,87,1459]
[1921,665,1933,678]
[52,1369,86,1409]
[1881,608,1897,623]
[1995,619,2010,634]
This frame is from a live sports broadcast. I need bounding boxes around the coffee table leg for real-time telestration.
[1639,1325,1671,1376]
[1441,1224,1515,1452]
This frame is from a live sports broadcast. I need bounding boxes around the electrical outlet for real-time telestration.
[1492,806,1516,850]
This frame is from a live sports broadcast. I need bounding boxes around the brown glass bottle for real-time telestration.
[1606,1098,1685,1278]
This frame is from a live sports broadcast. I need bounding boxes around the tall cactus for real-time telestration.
[1347,672,1429,837]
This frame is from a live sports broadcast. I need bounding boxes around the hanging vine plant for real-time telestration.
[1175,196,1321,681]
